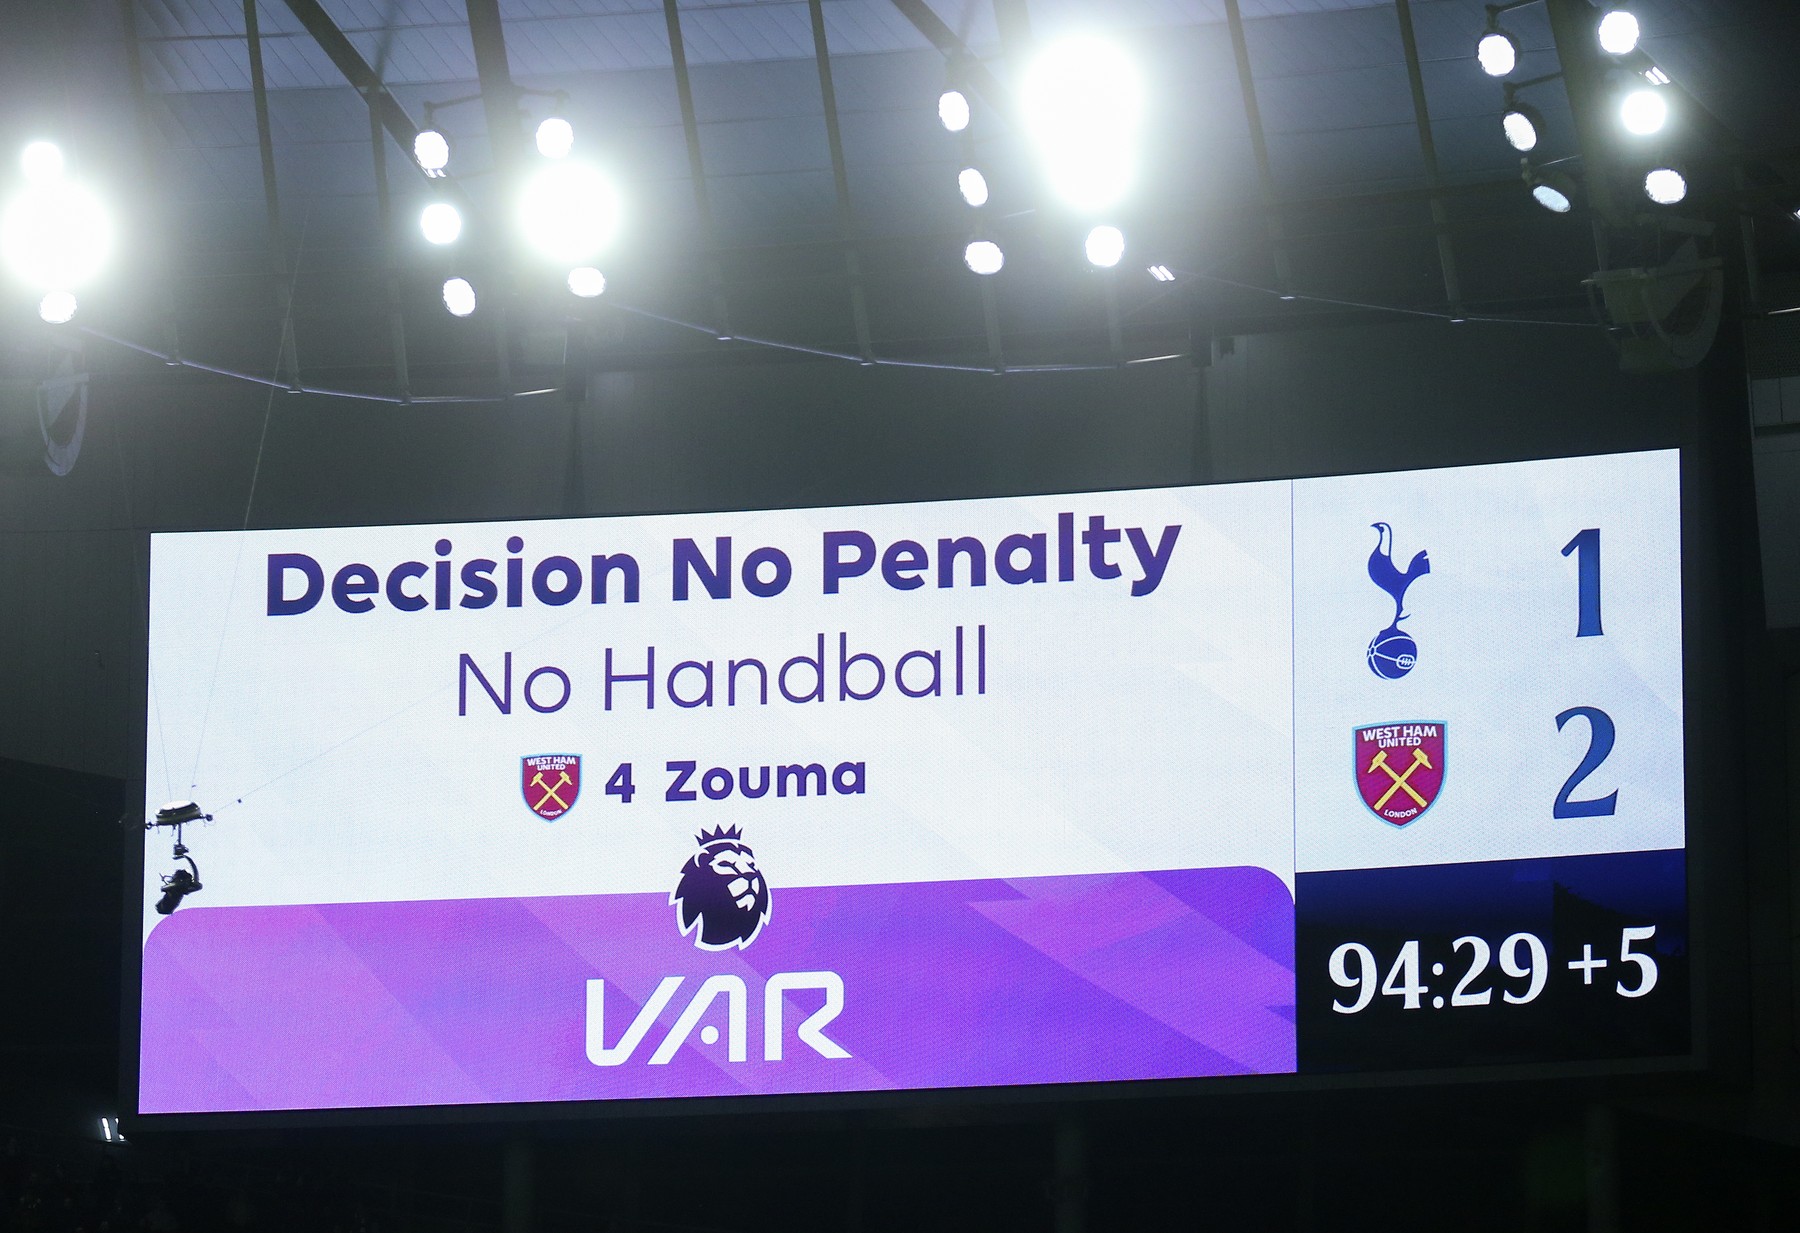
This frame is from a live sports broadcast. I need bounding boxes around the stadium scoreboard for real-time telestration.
[135,447,1688,1117]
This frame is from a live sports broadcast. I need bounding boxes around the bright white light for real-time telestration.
[1644,167,1686,204]
[1,181,112,289]
[938,90,970,133]
[536,117,574,159]
[1084,224,1124,268]
[21,141,63,184]
[1477,31,1517,77]
[1020,35,1144,213]
[420,202,462,245]
[414,129,449,173]
[964,240,1004,275]
[1502,108,1539,152]
[1147,264,1173,282]
[567,266,606,297]
[1642,65,1671,85]
[1598,10,1640,55]
[38,290,76,323]
[1620,87,1667,135]
[958,167,989,207]
[442,277,476,316]
[1532,183,1572,213]
[518,161,621,263]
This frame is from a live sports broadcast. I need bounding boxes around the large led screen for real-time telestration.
[137,448,1688,1116]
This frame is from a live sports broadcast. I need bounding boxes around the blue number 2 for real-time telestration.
[1561,528,1603,637]
[1554,706,1618,818]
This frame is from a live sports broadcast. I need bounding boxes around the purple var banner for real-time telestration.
[139,866,1295,1113]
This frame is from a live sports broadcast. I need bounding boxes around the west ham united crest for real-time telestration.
[1354,723,1445,826]
[522,754,581,820]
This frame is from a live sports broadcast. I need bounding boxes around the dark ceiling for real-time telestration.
[2,5,1799,1211]
[2,0,1797,398]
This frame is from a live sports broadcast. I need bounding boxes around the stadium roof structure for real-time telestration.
[1,0,1796,395]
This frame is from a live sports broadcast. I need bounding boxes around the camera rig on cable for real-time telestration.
[146,800,210,915]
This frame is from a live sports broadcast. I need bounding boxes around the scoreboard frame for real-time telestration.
[119,433,1752,1135]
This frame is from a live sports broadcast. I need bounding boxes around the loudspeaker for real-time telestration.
[0,338,86,476]
[1584,236,1724,375]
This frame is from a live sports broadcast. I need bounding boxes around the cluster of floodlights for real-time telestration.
[411,114,617,316]
[1,141,113,323]
[1478,4,1687,212]
[945,34,1143,278]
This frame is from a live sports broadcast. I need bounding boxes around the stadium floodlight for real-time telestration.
[1524,166,1578,213]
[1644,166,1687,205]
[958,167,989,207]
[1502,101,1545,152]
[1,179,112,290]
[1147,264,1174,282]
[938,89,971,133]
[1619,87,1667,135]
[1532,183,1572,212]
[1084,224,1124,268]
[442,277,476,316]
[567,266,606,297]
[518,161,621,263]
[414,128,450,174]
[1019,34,1144,214]
[963,240,1004,275]
[1642,65,1670,85]
[20,141,63,184]
[1597,9,1640,55]
[38,290,76,323]
[420,201,462,245]
[1476,28,1518,77]
[535,116,575,159]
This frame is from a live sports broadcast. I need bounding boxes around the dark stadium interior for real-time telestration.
[4,0,1800,1229]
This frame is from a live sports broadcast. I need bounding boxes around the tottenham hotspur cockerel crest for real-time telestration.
[672,825,770,950]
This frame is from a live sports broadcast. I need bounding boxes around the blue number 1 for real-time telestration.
[1562,528,1603,637]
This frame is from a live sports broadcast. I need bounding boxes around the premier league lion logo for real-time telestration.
[671,825,770,951]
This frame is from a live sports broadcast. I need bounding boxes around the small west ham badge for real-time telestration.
[523,754,581,820]
[1354,723,1445,826]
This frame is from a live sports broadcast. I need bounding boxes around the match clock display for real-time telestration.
[1290,451,1685,1070]
[136,448,1685,1116]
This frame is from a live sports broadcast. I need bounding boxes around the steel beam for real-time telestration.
[663,0,732,336]
[980,277,1006,373]
[280,0,422,155]
[889,0,1021,130]
[992,0,1032,68]
[460,0,524,395]
[1394,0,1466,315]
[662,0,712,229]
[1542,0,1625,226]
[119,0,184,363]
[244,0,300,386]
[367,91,411,401]
[464,0,525,178]
[1223,0,1295,296]
[808,0,875,362]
